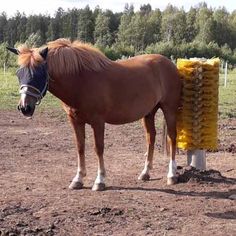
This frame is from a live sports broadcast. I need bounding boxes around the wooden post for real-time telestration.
[187,150,206,170]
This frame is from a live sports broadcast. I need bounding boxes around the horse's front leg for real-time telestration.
[91,121,106,191]
[67,114,86,190]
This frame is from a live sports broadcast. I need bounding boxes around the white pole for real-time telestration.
[3,63,8,86]
[187,150,206,170]
[3,62,6,77]
[224,61,228,88]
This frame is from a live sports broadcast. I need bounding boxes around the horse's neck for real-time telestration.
[48,72,66,97]
[48,73,83,108]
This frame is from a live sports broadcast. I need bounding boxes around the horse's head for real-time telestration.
[7,47,49,118]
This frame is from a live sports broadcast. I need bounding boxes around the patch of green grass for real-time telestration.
[0,72,19,110]
[219,70,236,118]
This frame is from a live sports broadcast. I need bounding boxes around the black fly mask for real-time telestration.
[6,46,49,117]
[16,63,48,105]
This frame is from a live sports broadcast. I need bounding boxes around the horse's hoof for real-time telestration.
[69,181,83,190]
[138,173,150,181]
[167,177,178,185]
[92,183,106,191]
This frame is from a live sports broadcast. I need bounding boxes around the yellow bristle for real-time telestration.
[176,58,220,150]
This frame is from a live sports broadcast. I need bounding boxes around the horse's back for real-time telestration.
[103,54,181,124]
[114,54,181,105]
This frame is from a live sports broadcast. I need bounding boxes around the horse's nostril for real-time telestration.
[20,105,32,116]
[25,105,31,113]
[17,105,21,111]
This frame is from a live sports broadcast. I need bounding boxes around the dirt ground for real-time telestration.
[0,110,235,236]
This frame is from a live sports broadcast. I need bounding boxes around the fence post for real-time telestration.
[224,61,228,88]
[3,62,6,76]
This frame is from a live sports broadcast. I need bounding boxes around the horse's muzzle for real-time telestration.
[18,104,35,118]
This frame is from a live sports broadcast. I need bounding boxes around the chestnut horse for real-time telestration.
[7,39,181,191]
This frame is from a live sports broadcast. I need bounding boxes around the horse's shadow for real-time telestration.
[106,174,236,200]
[205,211,236,220]
[106,186,236,200]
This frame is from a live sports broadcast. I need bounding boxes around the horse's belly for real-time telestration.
[105,77,162,124]
[105,100,158,125]
[106,116,143,125]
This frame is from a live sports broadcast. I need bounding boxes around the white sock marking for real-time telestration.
[167,160,177,178]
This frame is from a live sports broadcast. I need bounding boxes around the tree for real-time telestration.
[124,3,134,15]
[194,5,215,43]
[140,4,152,16]
[5,18,17,46]
[145,9,162,44]
[213,7,231,47]
[116,4,134,47]
[66,8,80,40]
[161,5,186,44]
[0,12,7,43]
[0,42,9,66]
[46,20,55,41]
[26,15,49,44]
[185,7,197,42]
[13,11,27,43]
[128,13,148,51]
[228,10,236,49]
[77,5,94,43]
[24,32,43,47]
[94,11,112,48]
[104,10,121,44]
[221,43,233,61]
[47,7,65,41]
[0,42,17,67]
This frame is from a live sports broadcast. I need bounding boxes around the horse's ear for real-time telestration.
[40,47,48,60]
[6,47,19,55]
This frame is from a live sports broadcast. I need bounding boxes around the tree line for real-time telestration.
[1,2,236,67]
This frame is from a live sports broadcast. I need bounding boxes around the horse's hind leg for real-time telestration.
[162,107,178,185]
[67,114,86,190]
[139,111,156,181]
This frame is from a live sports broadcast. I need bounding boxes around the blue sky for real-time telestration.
[2,0,236,16]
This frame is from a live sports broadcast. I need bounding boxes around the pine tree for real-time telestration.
[0,12,7,43]
[77,6,94,43]
[94,11,112,48]
[195,4,215,43]
[116,4,134,47]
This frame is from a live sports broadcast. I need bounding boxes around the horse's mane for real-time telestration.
[17,38,112,76]
[17,45,44,67]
